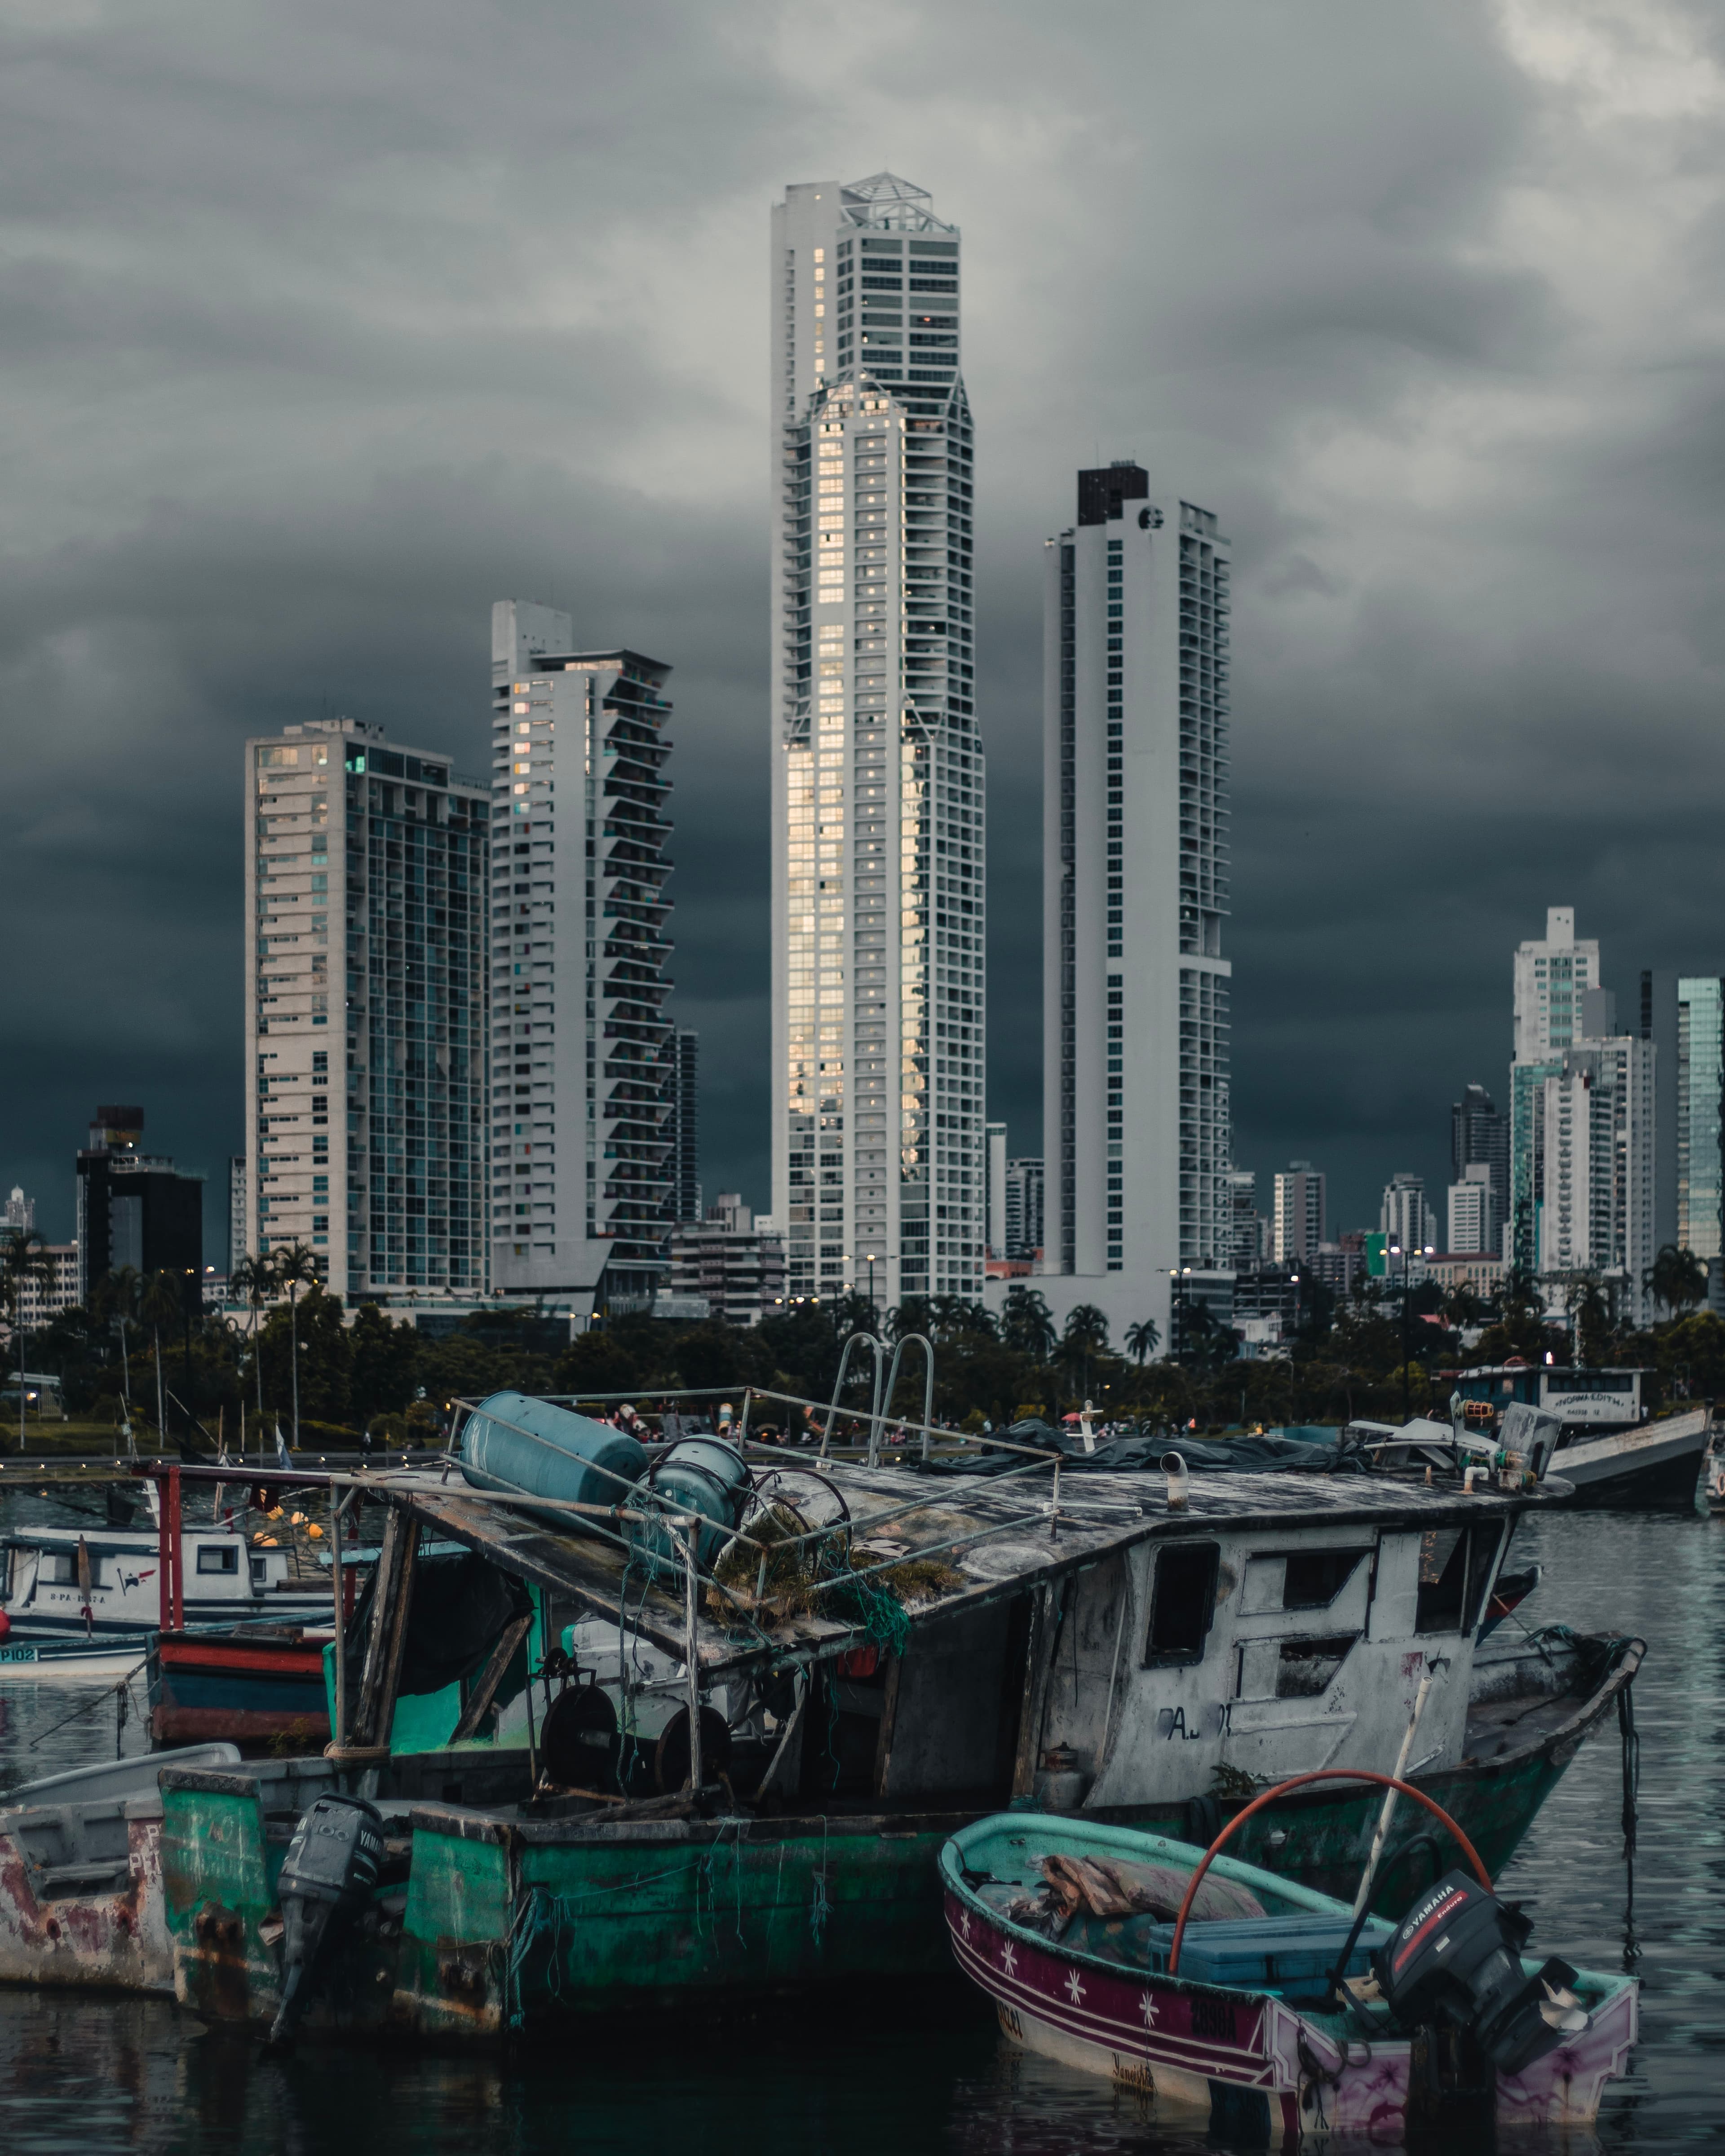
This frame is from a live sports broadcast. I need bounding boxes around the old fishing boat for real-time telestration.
[1446,1362,1709,1508]
[941,1808,1637,2136]
[147,1391,1641,2040]
[0,1522,326,1638]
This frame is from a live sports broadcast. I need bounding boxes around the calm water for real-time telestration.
[0,1500,1715,2153]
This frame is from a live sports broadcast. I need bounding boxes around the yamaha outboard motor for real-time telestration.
[267,1793,386,2046]
[1376,1871,1588,2079]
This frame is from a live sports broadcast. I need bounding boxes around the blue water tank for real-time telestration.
[630,1438,752,1574]
[460,1392,649,1529]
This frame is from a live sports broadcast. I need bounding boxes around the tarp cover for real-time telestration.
[347,1550,534,1698]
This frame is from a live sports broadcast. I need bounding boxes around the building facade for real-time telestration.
[245,719,489,1302]
[770,173,982,1306]
[1530,1035,1656,1315]
[669,1029,700,1226]
[3,1189,33,1233]
[984,1121,1007,1257]
[1676,976,1724,1292]
[75,1108,203,1312]
[1005,1156,1044,1263]
[1272,1162,1324,1264]
[1042,463,1230,1329]
[14,1244,79,1332]
[1380,1173,1433,1256]
[1510,907,1602,1275]
[666,1195,787,1326]
[1451,1084,1508,1252]
[1447,1164,1495,1255]
[490,606,679,1312]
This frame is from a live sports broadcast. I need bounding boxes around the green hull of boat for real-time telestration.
[159,1737,1581,2037]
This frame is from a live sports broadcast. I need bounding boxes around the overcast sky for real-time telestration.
[3,0,1723,1256]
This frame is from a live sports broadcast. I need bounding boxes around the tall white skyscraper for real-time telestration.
[1513,906,1600,1061]
[770,173,982,1306]
[245,718,489,1299]
[489,603,677,1311]
[1041,463,1230,1327]
[1676,977,1725,1282]
[1509,906,1603,1274]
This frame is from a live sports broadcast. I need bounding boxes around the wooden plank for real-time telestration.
[449,1612,533,1745]
[1010,1582,1057,1799]
[351,1506,420,1747]
[373,1514,420,1750]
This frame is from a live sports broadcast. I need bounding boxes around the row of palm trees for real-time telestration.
[228,1244,322,1450]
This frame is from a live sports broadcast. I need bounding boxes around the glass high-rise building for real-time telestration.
[244,719,489,1299]
[770,172,982,1305]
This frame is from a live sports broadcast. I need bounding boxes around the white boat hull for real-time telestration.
[1550,1406,1709,1508]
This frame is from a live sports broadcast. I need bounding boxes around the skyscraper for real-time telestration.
[1676,977,1724,1292]
[1042,463,1231,1314]
[770,174,982,1305]
[1380,1173,1433,1256]
[76,1107,203,1311]
[490,605,678,1311]
[1450,1084,1508,1254]
[1004,1157,1044,1263]
[985,1120,1007,1258]
[1272,1163,1325,1264]
[1510,906,1602,1274]
[246,721,488,1300]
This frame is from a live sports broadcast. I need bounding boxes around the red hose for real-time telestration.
[1167,1768,1491,1975]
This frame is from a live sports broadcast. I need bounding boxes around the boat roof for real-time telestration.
[373,1460,1570,1682]
[1447,1362,1651,1379]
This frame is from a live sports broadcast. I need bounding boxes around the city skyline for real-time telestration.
[4,6,1725,1266]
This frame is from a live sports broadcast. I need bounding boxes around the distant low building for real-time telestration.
[1309,1233,1367,1299]
[1231,1264,1301,1341]
[12,1244,79,1334]
[666,1195,787,1326]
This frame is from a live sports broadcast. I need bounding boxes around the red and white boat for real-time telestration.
[941,1806,1638,2138]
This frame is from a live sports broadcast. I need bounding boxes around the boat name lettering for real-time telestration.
[1156,1704,1228,1741]
[1188,1995,1237,2043]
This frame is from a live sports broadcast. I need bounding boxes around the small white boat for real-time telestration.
[0,1639,146,1684]
[0,1524,331,1640]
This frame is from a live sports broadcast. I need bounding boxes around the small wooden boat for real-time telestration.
[942,1805,1638,2137]
[146,1625,333,1750]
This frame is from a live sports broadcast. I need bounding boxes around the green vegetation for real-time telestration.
[5,1251,1719,1454]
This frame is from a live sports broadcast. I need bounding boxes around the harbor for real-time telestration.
[0,1391,1700,2146]
[0,1501,1706,2152]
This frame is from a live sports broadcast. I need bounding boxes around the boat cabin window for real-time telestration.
[1415,1522,1504,1634]
[1282,1549,1368,1610]
[196,1547,239,1575]
[1144,1542,1220,1666]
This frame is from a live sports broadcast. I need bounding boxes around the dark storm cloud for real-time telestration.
[2,0,1721,1247]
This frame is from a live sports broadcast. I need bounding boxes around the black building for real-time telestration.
[1451,1085,1508,1237]
[75,1106,203,1314]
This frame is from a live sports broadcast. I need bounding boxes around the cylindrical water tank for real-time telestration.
[460,1392,649,1529]
[631,1438,752,1574]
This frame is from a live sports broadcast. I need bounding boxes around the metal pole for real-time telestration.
[1402,1248,1411,1425]
[330,1491,349,1751]
[680,1524,703,1793]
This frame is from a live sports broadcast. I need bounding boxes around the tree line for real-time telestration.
[3,1224,1721,1450]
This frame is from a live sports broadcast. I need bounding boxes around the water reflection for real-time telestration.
[0,1506,1709,2152]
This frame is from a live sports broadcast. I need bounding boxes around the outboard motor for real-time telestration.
[267,1793,386,2046]
[1376,1871,1588,2078]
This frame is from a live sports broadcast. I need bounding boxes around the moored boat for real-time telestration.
[940,1807,1638,2136]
